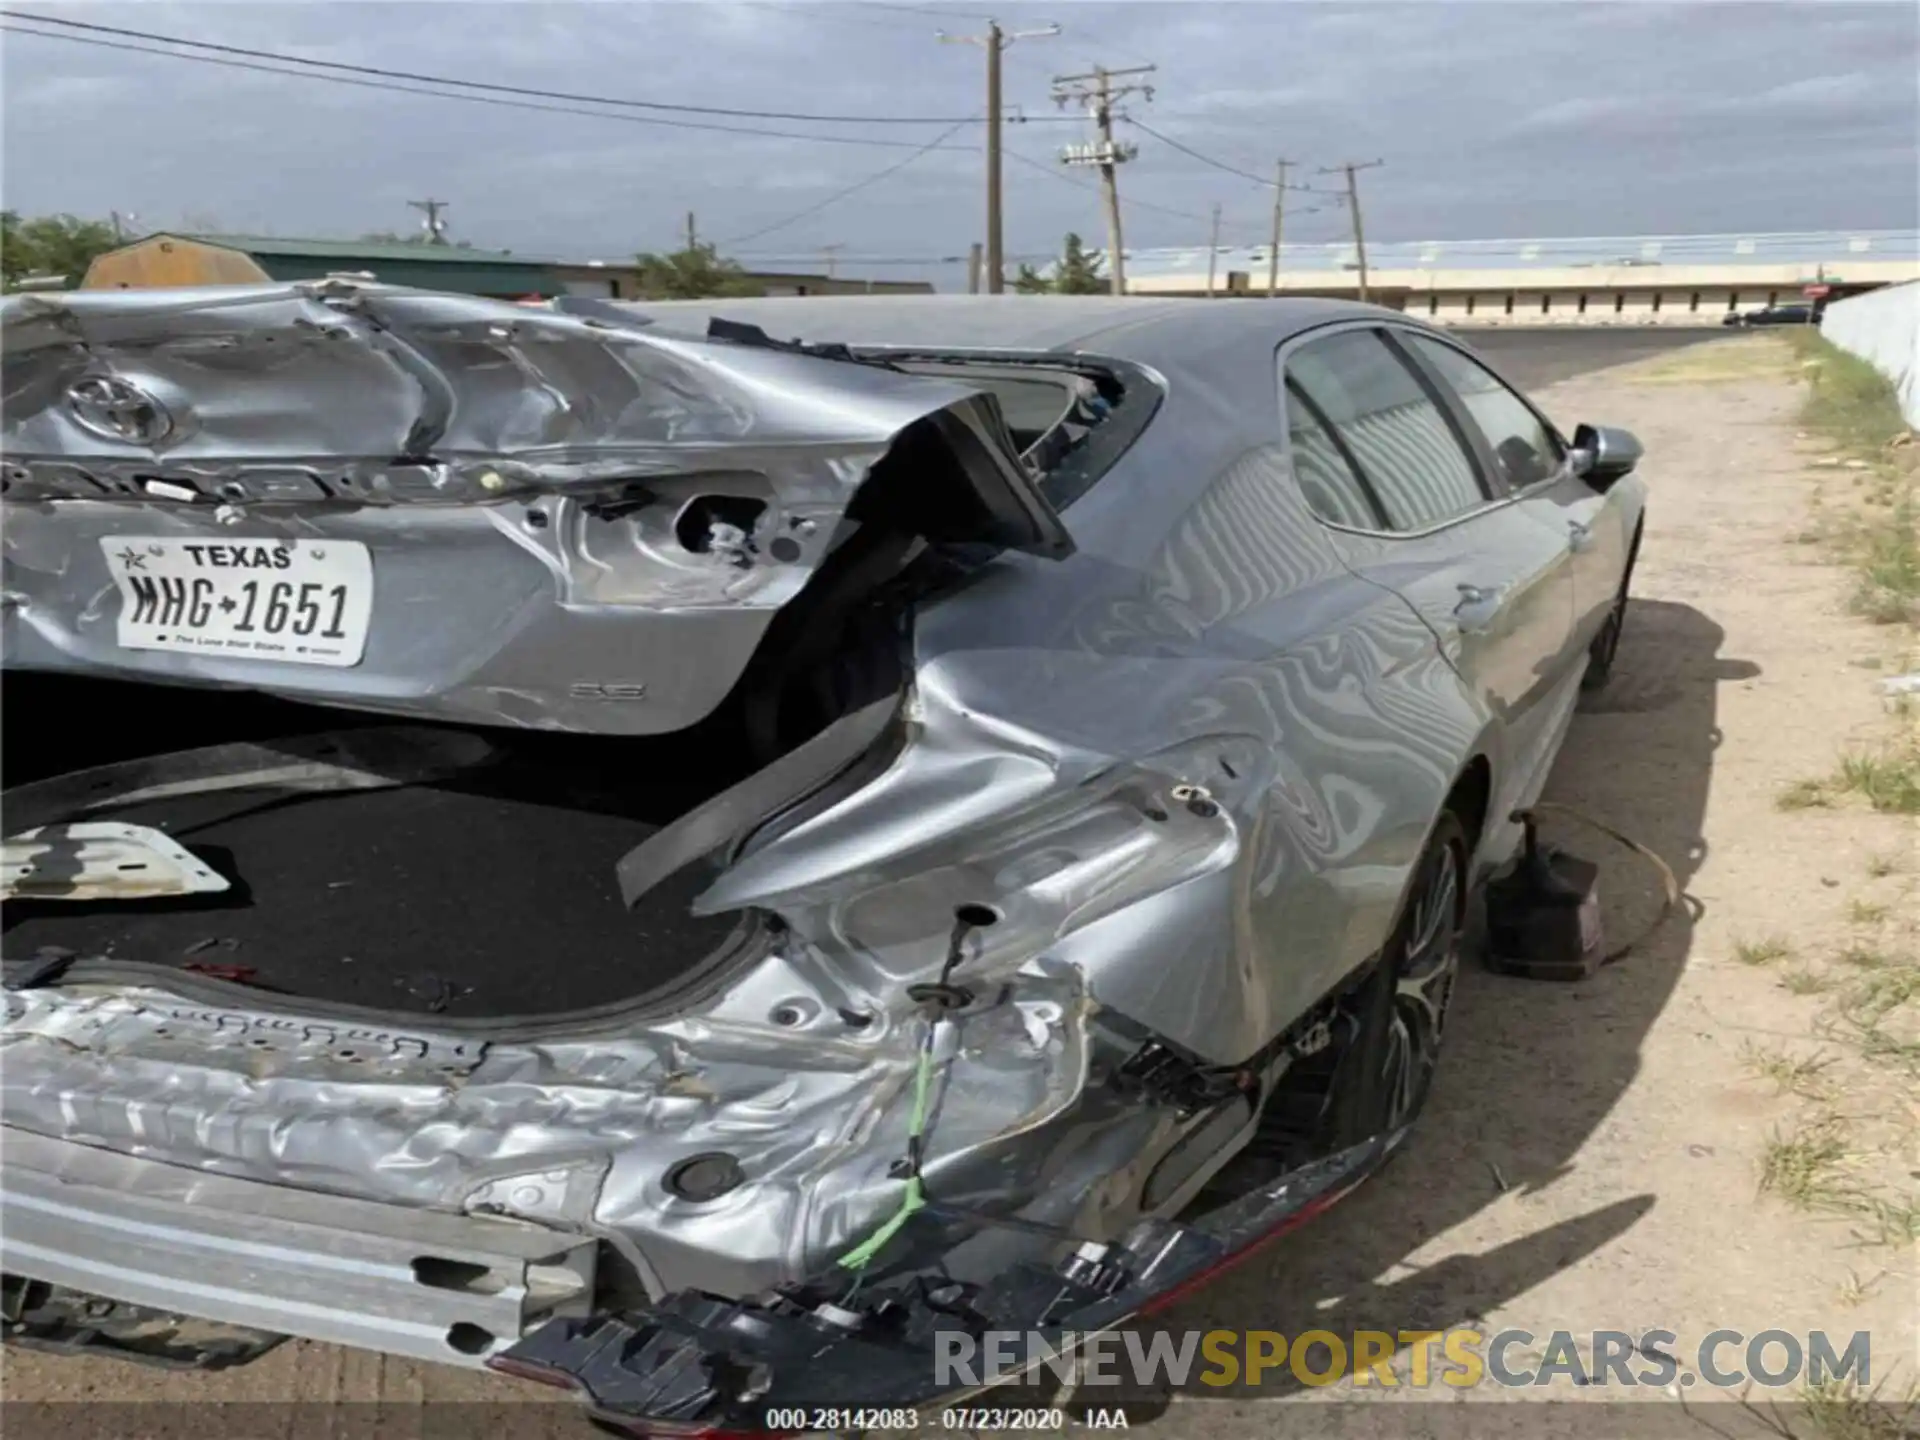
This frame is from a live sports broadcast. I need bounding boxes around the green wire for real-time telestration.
[836,1028,938,1270]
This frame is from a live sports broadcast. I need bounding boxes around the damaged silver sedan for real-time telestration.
[0,285,1646,1427]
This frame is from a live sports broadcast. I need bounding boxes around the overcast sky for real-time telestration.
[3,1,1915,287]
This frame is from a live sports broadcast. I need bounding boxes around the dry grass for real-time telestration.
[1778,331,1920,627]
[1624,334,1801,386]
[1782,330,1913,454]
[1834,746,1920,814]
[1791,1379,1920,1440]
[1734,935,1797,966]
[1742,1042,1836,1098]
[1844,898,1891,925]
[1838,944,1896,970]
[1781,966,1837,996]
[1758,1120,1852,1209]
[1778,777,1836,810]
[1834,953,1920,1075]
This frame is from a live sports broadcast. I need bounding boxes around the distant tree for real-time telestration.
[1010,233,1106,296]
[1012,260,1052,294]
[2,212,120,289]
[633,242,764,300]
[1051,233,1106,294]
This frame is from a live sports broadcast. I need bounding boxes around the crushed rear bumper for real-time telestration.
[487,1133,1399,1433]
[0,1127,597,1368]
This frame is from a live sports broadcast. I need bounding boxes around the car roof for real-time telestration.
[615,297,1450,522]
[612,295,1398,367]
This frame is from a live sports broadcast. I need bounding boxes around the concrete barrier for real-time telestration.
[1819,280,1920,430]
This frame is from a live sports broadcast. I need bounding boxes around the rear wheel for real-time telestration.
[1186,810,1467,1210]
[1325,810,1467,1143]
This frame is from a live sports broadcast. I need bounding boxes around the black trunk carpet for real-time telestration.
[3,677,749,1019]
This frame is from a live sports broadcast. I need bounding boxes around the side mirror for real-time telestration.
[1570,423,1643,490]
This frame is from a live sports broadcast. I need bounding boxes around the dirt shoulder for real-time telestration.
[4,335,1914,1436]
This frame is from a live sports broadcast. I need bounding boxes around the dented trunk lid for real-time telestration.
[0,282,1070,734]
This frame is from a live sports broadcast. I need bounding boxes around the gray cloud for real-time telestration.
[2,0,1913,289]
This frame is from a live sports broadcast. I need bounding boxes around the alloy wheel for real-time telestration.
[1379,830,1464,1129]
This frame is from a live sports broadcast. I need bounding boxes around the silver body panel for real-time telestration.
[0,295,1645,1361]
[0,1127,597,1367]
[2,283,1065,733]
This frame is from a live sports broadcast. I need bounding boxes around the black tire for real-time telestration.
[1326,810,1468,1143]
[1580,530,1640,693]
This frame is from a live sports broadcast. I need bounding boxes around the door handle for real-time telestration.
[1454,582,1506,632]
[1568,520,1595,553]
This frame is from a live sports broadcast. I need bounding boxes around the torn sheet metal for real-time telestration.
[1,281,1069,734]
[1,822,228,901]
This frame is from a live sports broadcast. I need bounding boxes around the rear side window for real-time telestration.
[1404,335,1564,491]
[1285,330,1487,532]
[1285,383,1381,528]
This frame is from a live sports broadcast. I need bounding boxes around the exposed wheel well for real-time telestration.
[1446,755,1493,857]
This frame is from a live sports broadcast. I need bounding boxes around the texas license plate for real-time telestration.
[101,537,373,667]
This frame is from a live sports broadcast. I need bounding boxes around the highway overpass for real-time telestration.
[1120,229,1920,323]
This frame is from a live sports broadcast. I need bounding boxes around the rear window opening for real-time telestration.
[879,352,1156,511]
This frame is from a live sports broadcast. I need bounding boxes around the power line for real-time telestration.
[858,2,999,19]
[1004,148,1259,237]
[0,22,979,150]
[1124,117,1338,195]
[719,119,974,246]
[0,8,1032,125]
[731,0,964,36]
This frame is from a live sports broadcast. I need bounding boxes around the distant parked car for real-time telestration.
[1724,303,1816,328]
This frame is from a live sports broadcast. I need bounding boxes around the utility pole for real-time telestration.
[1266,159,1296,298]
[407,198,451,245]
[1205,203,1222,298]
[1053,63,1155,297]
[1320,160,1383,303]
[685,211,698,251]
[820,243,845,280]
[966,241,984,295]
[941,20,1059,295]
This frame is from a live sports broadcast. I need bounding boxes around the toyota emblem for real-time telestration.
[65,375,174,445]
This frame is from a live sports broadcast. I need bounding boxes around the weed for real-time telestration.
[1853,1024,1920,1074]
[1846,964,1919,1020]
[1783,331,1911,454]
[1849,506,1920,625]
[1735,935,1795,966]
[1845,898,1890,925]
[1837,945,1894,970]
[1758,1121,1852,1209]
[1864,853,1901,878]
[1834,747,1920,814]
[1782,967,1836,996]
[1834,1267,1887,1308]
[1789,1377,1920,1440]
[1780,331,1919,628]
[1742,1042,1834,1096]
[1779,778,1834,810]
[1860,1195,1920,1246]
